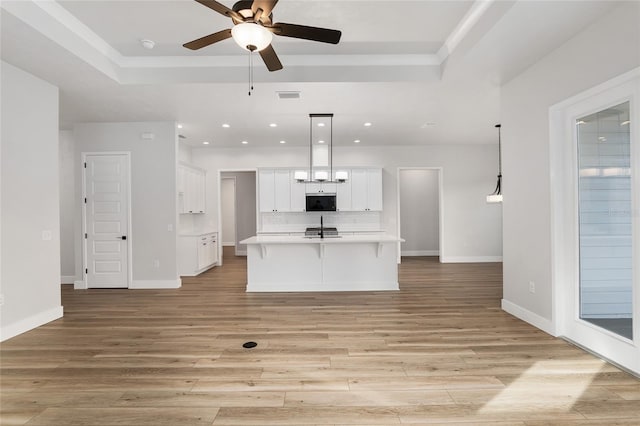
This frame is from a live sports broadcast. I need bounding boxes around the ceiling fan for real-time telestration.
[183,0,342,72]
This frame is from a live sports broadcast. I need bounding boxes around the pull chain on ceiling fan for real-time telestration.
[183,0,342,73]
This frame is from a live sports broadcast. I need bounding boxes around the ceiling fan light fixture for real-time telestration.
[231,23,273,52]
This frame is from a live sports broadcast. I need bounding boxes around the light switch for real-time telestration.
[42,230,52,241]
[167,224,174,232]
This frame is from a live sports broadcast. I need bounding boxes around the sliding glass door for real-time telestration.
[551,71,639,375]
[577,101,633,340]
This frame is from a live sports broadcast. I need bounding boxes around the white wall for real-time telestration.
[501,2,640,330]
[1,61,63,341]
[178,141,192,163]
[221,178,236,245]
[59,130,76,283]
[400,169,439,256]
[73,122,180,288]
[192,144,502,262]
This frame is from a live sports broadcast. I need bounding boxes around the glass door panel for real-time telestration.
[577,101,633,340]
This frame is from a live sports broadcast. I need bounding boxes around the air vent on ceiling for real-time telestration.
[277,91,301,100]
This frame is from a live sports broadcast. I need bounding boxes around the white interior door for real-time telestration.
[84,153,130,288]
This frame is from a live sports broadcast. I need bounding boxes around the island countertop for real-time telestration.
[240,234,403,245]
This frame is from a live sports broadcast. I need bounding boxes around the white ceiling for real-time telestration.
[0,0,620,148]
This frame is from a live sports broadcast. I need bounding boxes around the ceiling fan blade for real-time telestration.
[252,0,278,18]
[183,28,232,50]
[259,44,283,72]
[270,22,342,44]
[194,0,243,21]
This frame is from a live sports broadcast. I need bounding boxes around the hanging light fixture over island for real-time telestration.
[295,113,349,184]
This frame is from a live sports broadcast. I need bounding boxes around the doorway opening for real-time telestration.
[219,171,257,264]
[397,168,443,262]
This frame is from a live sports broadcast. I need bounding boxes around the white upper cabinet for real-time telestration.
[336,178,352,211]
[366,168,383,211]
[350,168,383,211]
[178,164,206,214]
[306,182,337,194]
[258,167,382,213]
[259,169,292,212]
[290,176,306,212]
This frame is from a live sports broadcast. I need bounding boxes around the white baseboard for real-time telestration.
[75,279,182,289]
[248,281,399,292]
[501,299,556,336]
[223,242,236,246]
[402,250,439,256]
[441,256,503,263]
[1,306,64,342]
[61,275,77,285]
[131,279,182,289]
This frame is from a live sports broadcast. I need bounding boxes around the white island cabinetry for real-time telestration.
[178,232,218,276]
[240,234,402,292]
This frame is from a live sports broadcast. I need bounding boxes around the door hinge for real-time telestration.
[84,162,87,168]
[85,233,87,239]
[84,197,87,203]
[85,268,88,274]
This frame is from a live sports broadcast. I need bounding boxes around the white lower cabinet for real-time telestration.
[178,232,218,276]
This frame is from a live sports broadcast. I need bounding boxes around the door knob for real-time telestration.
[120,236,127,240]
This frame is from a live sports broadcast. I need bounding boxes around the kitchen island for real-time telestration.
[239,234,403,292]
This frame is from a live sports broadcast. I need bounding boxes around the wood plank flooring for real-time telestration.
[1,248,639,425]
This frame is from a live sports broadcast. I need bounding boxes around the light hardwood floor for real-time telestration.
[1,248,639,425]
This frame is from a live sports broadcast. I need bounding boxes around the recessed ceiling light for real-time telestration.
[318,140,325,144]
[364,122,372,127]
[621,120,630,126]
[317,123,325,127]
[598,136,607,142]
[241,140,248,145]
[421,122,436,128]
[202,141,210,145]
[222,123,230,128]
[354,139,361,143]
[269,123,277,127]
[576,120,586,125]
[140,39,155,50]
[177,124,183,129]
[280,140,286,144]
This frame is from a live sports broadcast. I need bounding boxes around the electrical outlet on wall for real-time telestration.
[153,259,160,268]
[529,281,536,294]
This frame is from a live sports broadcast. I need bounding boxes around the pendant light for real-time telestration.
[486,124,503,203]
[294,113,348,183]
